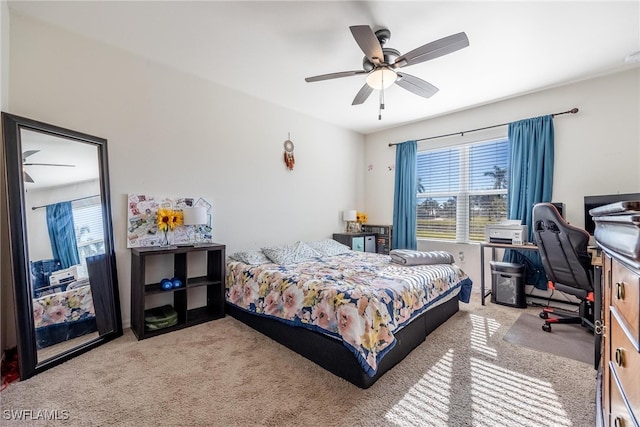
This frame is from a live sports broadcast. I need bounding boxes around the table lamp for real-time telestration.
[343,210,357,232]
[183,207,208,244]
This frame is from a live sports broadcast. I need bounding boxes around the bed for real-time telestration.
[32,281,97,349]
[225,244,472,388]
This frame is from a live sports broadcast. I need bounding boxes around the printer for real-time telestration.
[485,220,528,245]
[49,265,78,286]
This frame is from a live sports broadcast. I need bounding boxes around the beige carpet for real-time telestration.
[1,294,597,427]
[503,312,594,365]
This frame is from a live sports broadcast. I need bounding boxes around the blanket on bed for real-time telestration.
[389,249,455,266]
[33,284,95,328]
[226,251,472,376]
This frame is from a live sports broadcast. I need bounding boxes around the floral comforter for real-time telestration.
[226,251,472,376]
[33,284,96,328]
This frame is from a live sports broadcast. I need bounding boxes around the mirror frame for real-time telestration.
[2,112,122,380]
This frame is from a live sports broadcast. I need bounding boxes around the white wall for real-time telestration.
[0,0,7,109]
[5,10,639,339]
[364,68,640,288]
[1,0,16,354]
[6,13,365,329]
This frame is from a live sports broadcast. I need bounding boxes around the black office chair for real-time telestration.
[532,203,594,333]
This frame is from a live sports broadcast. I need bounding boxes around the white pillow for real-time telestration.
[261,241,320,264]
[307,239,352,256]
[228,249,271,265]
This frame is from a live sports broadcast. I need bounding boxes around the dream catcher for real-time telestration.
[283,133,295,171]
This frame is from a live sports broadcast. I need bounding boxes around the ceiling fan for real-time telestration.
[22,150,75,183]
[305,25,469,119]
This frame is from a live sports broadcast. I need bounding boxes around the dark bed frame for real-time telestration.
[35,317,97,349]
[225,295,459,388]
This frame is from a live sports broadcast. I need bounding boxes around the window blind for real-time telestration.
[72,196,105,266]
[417,138,509,242]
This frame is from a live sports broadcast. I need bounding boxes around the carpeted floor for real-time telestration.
[503,311,594,365]
[0,293,597,426]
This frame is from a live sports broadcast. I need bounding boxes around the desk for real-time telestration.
[480,241,603,370]
[479,242,539,305]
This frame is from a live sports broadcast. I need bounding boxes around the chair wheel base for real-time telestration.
[542,323,552,332]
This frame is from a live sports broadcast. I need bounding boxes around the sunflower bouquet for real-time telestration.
[356,212,368,224]
[156,208,183,246]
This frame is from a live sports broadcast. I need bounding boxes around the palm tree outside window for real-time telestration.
[416,138,509,242]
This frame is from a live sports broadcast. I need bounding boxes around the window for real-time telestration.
[72,196,105,268]
[417,138,509,242]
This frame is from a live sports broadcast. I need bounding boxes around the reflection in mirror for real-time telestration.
[2,112,122,380]
[22,130,104,363]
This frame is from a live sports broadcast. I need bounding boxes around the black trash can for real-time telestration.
[490,261,527,308]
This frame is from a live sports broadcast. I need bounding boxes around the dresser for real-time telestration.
[600,252,639,426]
[593,202,640,427]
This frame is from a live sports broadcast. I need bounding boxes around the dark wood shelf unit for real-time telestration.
[361,224,393,254]
[131,243,226,340]
[332,232,377,253]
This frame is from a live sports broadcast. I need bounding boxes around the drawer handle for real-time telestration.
[614,416,624,427]
[615,348,625,367]
[594,320,604,335]
[615,282,625,300]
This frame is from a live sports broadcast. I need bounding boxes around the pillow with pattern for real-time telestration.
[307,239,352,257]
[261,241,320,265]
[228,249,272,265]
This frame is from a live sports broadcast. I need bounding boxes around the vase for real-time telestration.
[160,231,170,247]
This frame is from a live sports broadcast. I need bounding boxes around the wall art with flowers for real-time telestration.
[126,194,213,248]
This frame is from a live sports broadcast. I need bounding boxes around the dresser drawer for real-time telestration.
[611,260,640,344]
[609,309,640,416]
[609,369,638,427]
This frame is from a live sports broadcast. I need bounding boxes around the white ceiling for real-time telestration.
[8,1,640,135]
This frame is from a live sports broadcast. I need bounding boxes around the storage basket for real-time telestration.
[144,305,178,331]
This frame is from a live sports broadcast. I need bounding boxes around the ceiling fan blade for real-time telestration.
[22,150,40,160]
[305,70,367,83]
[395,73,439,98]
[350,25,384,64]
[352,83,374,105]
[23,170,34,183]
[24,163,75,167]
[393,32,469,68]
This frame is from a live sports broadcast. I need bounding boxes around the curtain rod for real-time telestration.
[32,194,100,211]
[388,107,579,147]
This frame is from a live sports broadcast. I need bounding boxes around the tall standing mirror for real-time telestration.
[2,112,122,380]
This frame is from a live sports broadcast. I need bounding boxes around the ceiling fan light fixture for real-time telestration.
[366,67,397,90]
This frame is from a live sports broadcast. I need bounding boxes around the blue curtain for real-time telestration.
[392,140,417,250]
[46,202,80,269]
[505,115,554,289]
